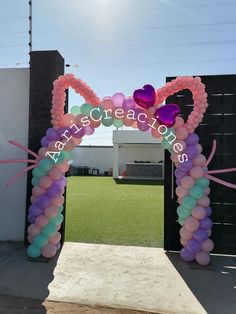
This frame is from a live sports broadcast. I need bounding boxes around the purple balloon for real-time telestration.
[28,213,36,224]
[179,160,193,172]
[184,145,199,160]
[186,239,201,254]
[37,195,51,208]
[47,185,62,198]
[133,85,156,109]
[180,248,195,262]
[57,126,72,140]
[133,108,145,120]
[46,128,59,141]
[176,178,181,186]
[28,204,44,216]
[200,217,213,230]
[71,126,85,138]
[193,228,208,242]
[41,136,49,147]
[205,207,212,216]
[137,121,150,132]
[56,242,61,250]
[84,125,95,135]
[185,133,199,145]
[155,104,180,127]
[112,92,125,107]
[122,98,135,110]
[175,168,188,179]
[54,176,67,189]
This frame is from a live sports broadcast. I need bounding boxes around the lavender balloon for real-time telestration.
[186,239,201,254]
[193,228,208,242]
[175,168,188,179]
[184,145,199,160]
[122,98,135,110]
[185,133,199,145]
[200,217,213,230]
[180,248,195,262]
[179,160,193,172]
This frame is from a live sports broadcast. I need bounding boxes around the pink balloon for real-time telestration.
[175,127,188,140]
[48,232,61,244]
[52,196,64,206]
[45,205,58,218]
[185,216,200,232]
[32,186,46,197]
[42,243,57,259]
[36,215,49,228]
[181,176,195,189]
[49,167,63,180]
[202,239,214,252]
[102,97,114,110]
[190,166,204,179]
[170,152,179,163]
[72,137,82,146]
[56,161,70,172]
[196,251,210,265]
[28,235,33,243]
[63,139,75,151]
[62,113,75,126]
[39,176,53,189]
[191,206,206,220]
[30,195,37,203]
[174,117,185,128]
[193,154,207,167]
[28,223,41,237]
[198,196,210,207]
[176,186,189,198]
[56,224,61,231]
[180,226,193,240]
[178,197,183,204]
[180,238,188,246]
[38,147,48,159]
[48,140,58,151]
[196,144,203,153]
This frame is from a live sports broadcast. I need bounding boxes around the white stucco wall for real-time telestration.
[72,146,114,174]
[112,130,164,177]
[118,144,164,175]
[0,69,29,241]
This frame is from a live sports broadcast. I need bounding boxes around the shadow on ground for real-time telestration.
[0,242,60,314]
[166,252,236,314]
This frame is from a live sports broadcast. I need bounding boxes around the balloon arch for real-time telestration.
[1,74,236,265]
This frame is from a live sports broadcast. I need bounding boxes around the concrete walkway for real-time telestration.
[0,242,235,314]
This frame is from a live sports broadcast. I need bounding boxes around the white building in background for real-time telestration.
[72,130,164,180]
[113,130,164,179]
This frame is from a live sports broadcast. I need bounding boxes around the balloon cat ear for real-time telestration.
[51,74,101,129]
[153,76,208,133]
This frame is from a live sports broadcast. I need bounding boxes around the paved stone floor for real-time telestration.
[0,242,235,314]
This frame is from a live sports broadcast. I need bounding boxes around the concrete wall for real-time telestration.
[0,69,29,241]
[72,146,114,175]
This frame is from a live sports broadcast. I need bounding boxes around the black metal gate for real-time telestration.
[164,75,236,255]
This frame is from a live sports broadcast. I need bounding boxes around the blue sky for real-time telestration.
[1,0,236,145]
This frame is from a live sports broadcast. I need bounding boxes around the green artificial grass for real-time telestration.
[65,177,164,247]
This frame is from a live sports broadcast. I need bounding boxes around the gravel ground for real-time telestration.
[0,295,154,314]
